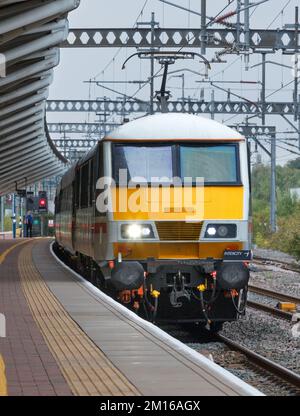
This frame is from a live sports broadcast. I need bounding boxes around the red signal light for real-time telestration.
[39,198,46,207]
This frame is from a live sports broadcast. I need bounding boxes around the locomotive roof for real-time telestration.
[105,113,244,142]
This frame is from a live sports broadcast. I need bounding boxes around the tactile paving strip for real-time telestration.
[0,355,7,396]
[18,243,140,396]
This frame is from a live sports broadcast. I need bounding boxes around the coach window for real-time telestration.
[67,185,72,211]
[63,188,66,211]
[98,143,104,179]
[56,191,62,213]
[89,159,94,206]
[61,190,64,212]
[80,163,89,208]
[59,191,62,212]
[75,170,80,208]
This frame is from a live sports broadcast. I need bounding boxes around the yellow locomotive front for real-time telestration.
[98,114,251,329]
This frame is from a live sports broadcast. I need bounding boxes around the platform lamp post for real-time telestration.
[12,193,16,239]
[22,177,29,238]
[0,197,3,233]
[19,192,23,238]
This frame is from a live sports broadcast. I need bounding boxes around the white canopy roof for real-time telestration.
[0,0,80,195]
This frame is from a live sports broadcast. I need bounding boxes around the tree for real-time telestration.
[251,160,300,257]
[287,157,300,170]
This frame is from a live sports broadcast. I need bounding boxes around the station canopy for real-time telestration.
[0,0,80,195]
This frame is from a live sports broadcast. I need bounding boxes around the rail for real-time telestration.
[217,334,300,391]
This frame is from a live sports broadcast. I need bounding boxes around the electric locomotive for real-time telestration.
[55,113,251,331]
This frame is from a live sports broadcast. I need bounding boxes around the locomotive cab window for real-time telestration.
[113,143,240,185]
[180,144,240,184]
[113,144,173,184]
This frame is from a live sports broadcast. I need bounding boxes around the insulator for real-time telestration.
[214,10,236,24]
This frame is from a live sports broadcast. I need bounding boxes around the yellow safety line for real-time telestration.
[0,355,7,396]
[0,239,30,265]
[18,242,140,396]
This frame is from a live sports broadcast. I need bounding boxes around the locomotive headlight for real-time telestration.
[207,226,217,236]
[141,227,151,237]
[217,225,228,237]
[205,224,237,239]
[121,224,154,239]
[127,224,142,239]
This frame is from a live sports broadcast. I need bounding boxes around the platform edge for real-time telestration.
[49,242,264,397]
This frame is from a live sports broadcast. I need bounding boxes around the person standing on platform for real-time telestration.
[25,211,33,238]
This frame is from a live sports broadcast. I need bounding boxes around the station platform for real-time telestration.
[0,238,261,396]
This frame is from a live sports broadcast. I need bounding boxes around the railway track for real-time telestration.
[247,300,294,321]
[216,334,300,395]
[160,323,300,395]
[253,256,300,274]
[161,323,300,396]
[247,285,299,321]
[248,284,300,304]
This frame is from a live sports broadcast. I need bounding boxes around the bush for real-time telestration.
[251,162,300,258]
[288,234,300,259]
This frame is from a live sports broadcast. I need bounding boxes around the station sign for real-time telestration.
[16,189,26,198]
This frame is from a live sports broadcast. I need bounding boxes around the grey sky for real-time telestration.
[48,0,300,165]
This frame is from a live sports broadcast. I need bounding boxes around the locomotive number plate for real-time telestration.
[223,250,253,262]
